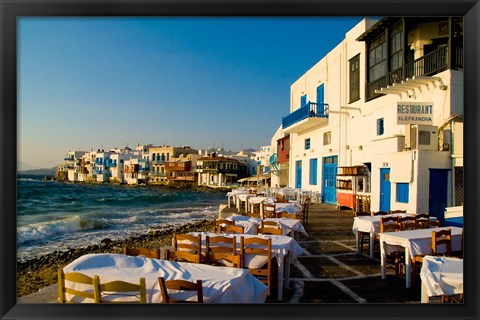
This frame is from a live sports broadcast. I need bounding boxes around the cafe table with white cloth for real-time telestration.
[379,226,463,288]
[188,231,303,301]
[246,196,275,215]
[352,213,436,259]
[420,255,463,303]
[227,215,308,239]
[226,189,249,208]
[63,253,268,303]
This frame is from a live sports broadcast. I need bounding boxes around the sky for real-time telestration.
[18,16,363,169]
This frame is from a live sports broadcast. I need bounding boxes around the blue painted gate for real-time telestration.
[322,156,337,204]
[379,168,391,212]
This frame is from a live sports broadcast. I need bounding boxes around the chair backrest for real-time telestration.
[275,194,288,203]
[379,216,400,233]
[419,220,440,229]
[277,211,299,220]
[250,203,261,215]
[122,247,161,259]
[389,209,407,214]
[205,235,236,254]
[207,252,242,268]
[240,237,273,296]
[224,224,244,234]
[158,277,204,303]
[58,269,100,303]
[372,211,389,216]
[170,233,203,263]
[263,203,276,218]
[258,226,282,235]
[98,277,146,303]
[415,213,429,222]
[398,216,418,230]
[214,219,234,233]
[432,229,452,256]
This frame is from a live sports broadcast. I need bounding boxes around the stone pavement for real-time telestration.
[18,203,423,304]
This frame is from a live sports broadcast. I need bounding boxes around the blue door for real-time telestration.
[295,160,302,189]
[379,168,391,212]
[322,156,337,204]
[429,169,449,225]
[317,84,325,114]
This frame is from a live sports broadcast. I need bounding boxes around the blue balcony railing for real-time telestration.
[105,160,117,167]
[282,102,329,129]
[269,153,277,166]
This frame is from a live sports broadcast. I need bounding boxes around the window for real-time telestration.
[377,118,384,136]
[301,94,307,108]
[368,34,387,82]
[389,22,404,74]
[309,158,318,185]
[396,183,409,203]
[305,138,311,150]
[323,131,331,145]
[349,54,360,103]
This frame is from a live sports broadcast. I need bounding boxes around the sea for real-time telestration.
[16,174,226,262]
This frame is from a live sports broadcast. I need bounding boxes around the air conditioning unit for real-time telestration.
[405,125,438,151]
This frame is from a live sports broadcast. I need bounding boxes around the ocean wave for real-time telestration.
[17,215,111,244]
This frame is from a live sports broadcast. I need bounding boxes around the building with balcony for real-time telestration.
[64,150,87,182]
[148,146,198,182]
[276,17,463,223]
[269,126,290,188]
[196,155,247,187]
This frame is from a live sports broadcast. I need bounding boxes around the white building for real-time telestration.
[273,17,463,223]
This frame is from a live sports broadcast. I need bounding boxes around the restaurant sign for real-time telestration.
[397,102,433,125]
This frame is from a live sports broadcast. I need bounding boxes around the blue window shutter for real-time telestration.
[396,183,409,203]
[317,84,325,114]
[301,94,307,107]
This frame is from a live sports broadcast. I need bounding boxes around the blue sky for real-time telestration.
[18,16,363,169]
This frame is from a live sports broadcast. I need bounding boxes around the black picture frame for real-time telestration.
[1,0,479,319]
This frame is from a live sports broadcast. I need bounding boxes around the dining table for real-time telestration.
[379,226,463,288]
[227,215,308,239]
[188,231,303,301]
[352,213,437,258]
[420,255,463,303]
[63,253,269,303]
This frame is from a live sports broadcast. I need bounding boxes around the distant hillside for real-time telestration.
[18,167,56,176]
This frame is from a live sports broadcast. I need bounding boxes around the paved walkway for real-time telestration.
[19,203,422,304]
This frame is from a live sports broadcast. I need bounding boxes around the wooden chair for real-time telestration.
[379,216,402,277]
[277,211,299,220]
[412,229,452,284]
[398,216,419,231]
[240,237,273,296]
[300,197,311,225]
[205,235,236,254]
[224,225,244,235]
[415,213,429,223]
[250,202,261,216]
[122,247,161,259]
[158,277,204,303]
[207,252,242,268]
[262,203,277,218]
[389,209,407,214]
[214,219,234,233]
[98,277,146,303]
[57,269,100,303]
[258,226,283,235]
[432,229,452,256]
[372,211,389,216]
[419,220,440,229]
[275,194,288,203]
[166,234,203,263]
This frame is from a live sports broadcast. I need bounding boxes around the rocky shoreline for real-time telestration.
[16,219,215,297]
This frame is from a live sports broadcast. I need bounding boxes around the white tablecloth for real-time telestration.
[227,216,308,237]
[188,231,302,301]
[420,255,463,302]
[63,253,268,303]
[270,202,302,214]
[379,226,463,288]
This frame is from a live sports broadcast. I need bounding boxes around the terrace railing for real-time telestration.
[282,102,329,129]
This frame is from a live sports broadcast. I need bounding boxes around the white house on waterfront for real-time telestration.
[270,17,463,223]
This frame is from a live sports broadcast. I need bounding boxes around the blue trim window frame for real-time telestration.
[305,138,311,150]
[309,158,318,185]
[377,118,384,136]
[396,183,409,203]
